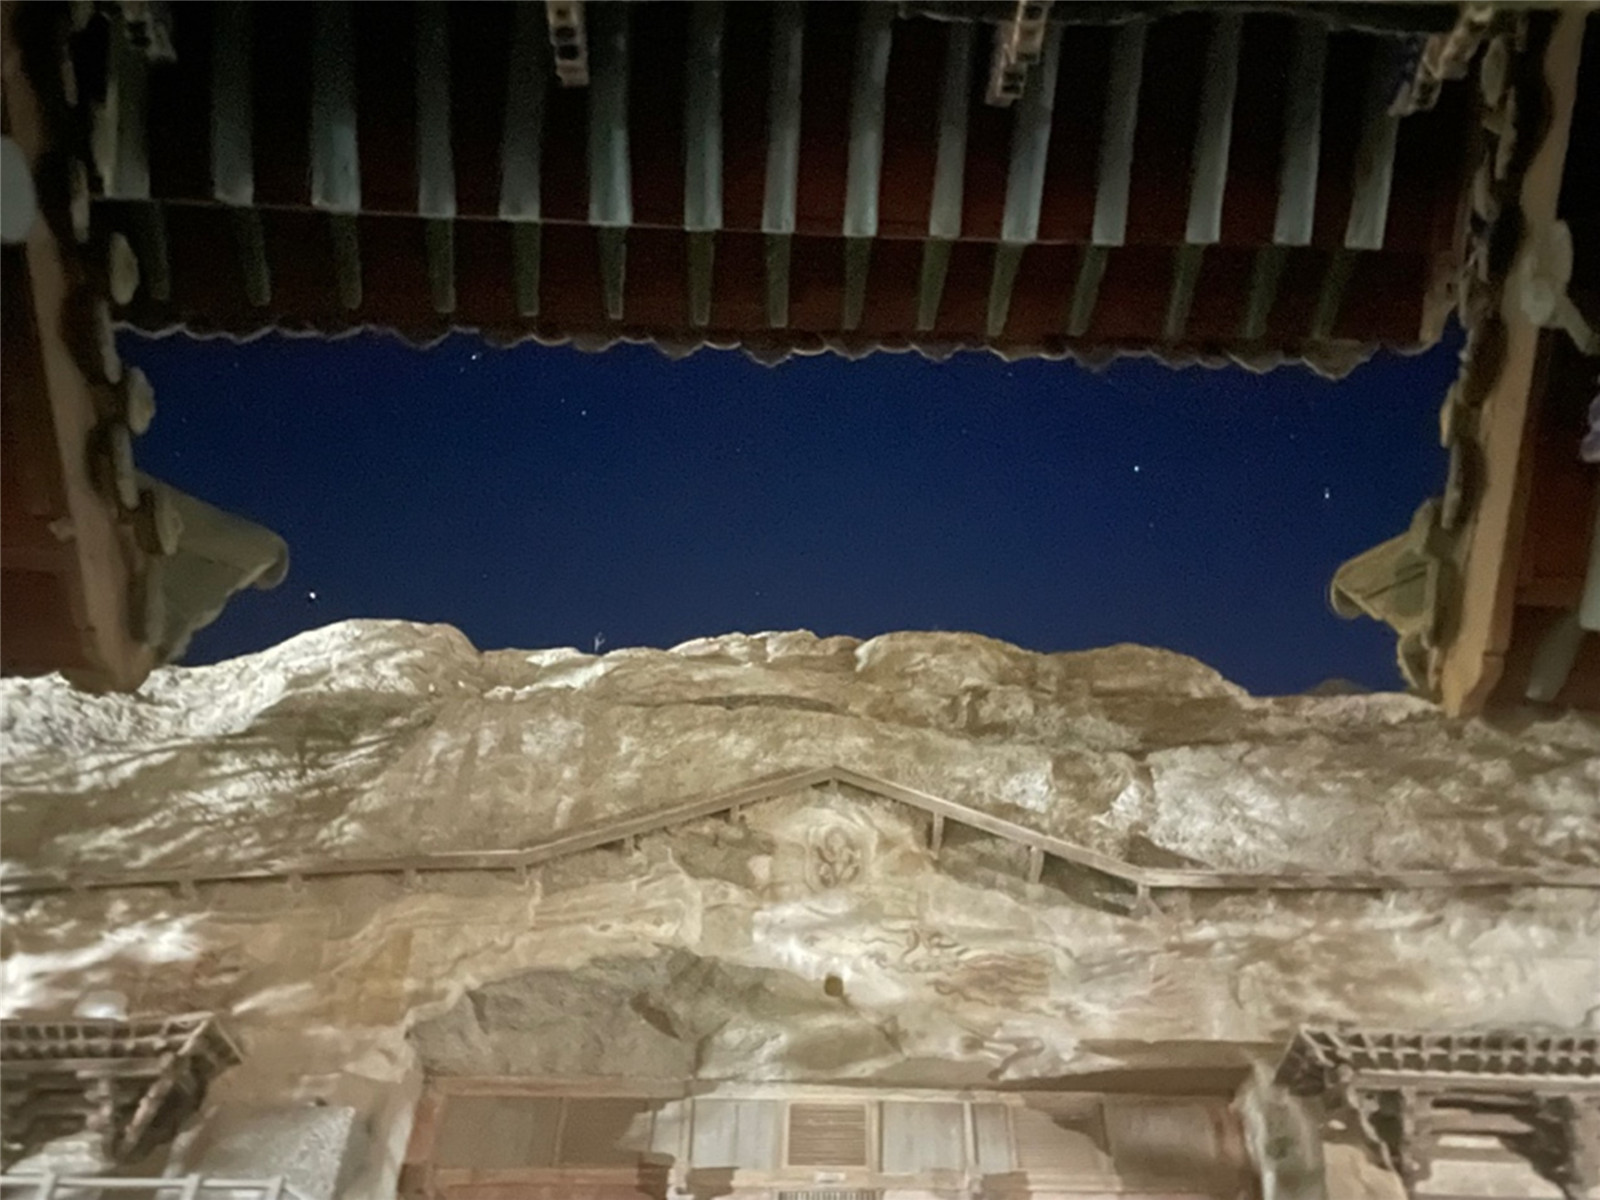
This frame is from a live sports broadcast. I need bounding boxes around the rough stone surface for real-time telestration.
[174,1104,362,1200]
[1,622,1596,1198]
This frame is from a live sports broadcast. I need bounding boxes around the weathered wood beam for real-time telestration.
[1241,244,1286,341]
[425,220,456,316]
[229,208,269,308]
[128,202,170,304]
[312,0,360,311]
[212,3,267,307]
[999,21,1062,248]
[1274,22,1327,248]
[209,1,253,208]
[1163,243,1206,342]
[329,212,362,310]
[1345,37,1403,251]
[310,0,360,214]
[1312,247,1356,339]
[1165,13,1240,342]
[502,2,547,317]
[416,3,457,315]
[1066,244,1109,337]
[987,243,1024,339]
[991,23,1062,337]
[588,4,631,320]
[843,236,872,333]
[764,233,792,330]
[94,18,150,199]
[917,21,973,331]
[843,2,892,243]
[597,226,626,323]
[1244,23,1325,340]
[1184,13,1241,249]
[687,231,715,329]
[841,2,892,332]
[1090,20,1145,249]
[684,1,724,327]
[917,239,953,334]
[501,3,547,223]
[762,2,804,327]
[1070,21,1146,336]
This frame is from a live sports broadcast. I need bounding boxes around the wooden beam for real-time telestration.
[210,0,270,313]
[416,2,456,221]
[209,1,254,208]
[501,2,548,223]
[999,23,1062,247]
[762,1,804,238]
[687,230,715,328]
[1240,244,1286,341]
[762,2,803,328]
[1090,21,1146,248]
[588,4,630,321]
[1439,6,1588,715]
[230,208,269,308]
[842,2,893,242]
[929,23,973,244]
[597,226,625,322]
[425,220,455,316]
[94,19,151,200]
[987,243,1024,339]
[990,23,1061,338]
[1184,13,1241,248]
[1163,243,1205,342]
[764,233,791,329]
[918,21,973,332]
[502,3,546,318]
[586,2,631,231]
[329,213,362,310]
[1311,248,1355,340]
[128,203,170,304]
[1066,244,1109,337]
[684,2,724,328]
[917,239,953,333]
[1274,22,1327,247]
[311,0,360,214]
[842,236,872,332]
[683,1,724,236]
[1345,37,1402,251]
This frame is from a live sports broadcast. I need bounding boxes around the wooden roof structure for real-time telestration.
[79,1,1475,369]
[3,1,1595,705]
[1276,1026,1600,1198]
[0,1012,241,1170]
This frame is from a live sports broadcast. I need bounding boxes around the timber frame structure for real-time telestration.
[1276,1026,1600,1199]
[4,764,1598,902]
[0,1013,241,1171]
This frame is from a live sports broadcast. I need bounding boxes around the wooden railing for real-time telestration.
[4,765,1596,901]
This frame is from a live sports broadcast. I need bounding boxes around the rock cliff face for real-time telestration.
[5,620,1598,877]
[2,622,1597,1190]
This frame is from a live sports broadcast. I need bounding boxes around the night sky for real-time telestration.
[120,328,1457,695]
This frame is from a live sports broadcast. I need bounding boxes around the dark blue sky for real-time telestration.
[120,330,1455,694]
